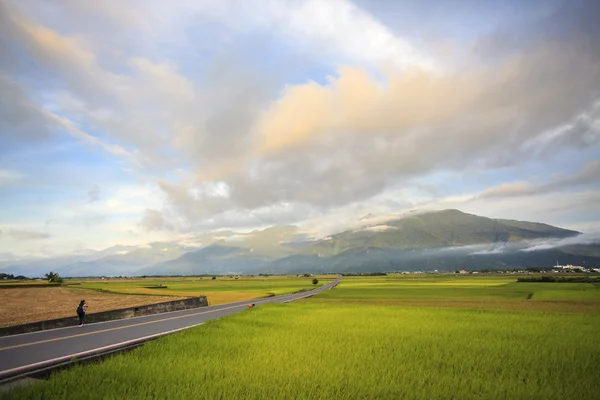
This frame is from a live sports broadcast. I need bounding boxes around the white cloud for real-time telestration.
[0,169,24,186]
[359,225,398,233]
[520,232,600,252]
[262,0,436,71]
[9,229,51,240]
[140,209,171,232]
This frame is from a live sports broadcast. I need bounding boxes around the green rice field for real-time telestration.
[69,275,336,305]
[3,274,600,400]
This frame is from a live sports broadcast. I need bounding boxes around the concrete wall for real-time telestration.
[0,296,208,337]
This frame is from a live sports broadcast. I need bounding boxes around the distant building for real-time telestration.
[554,260,584,271]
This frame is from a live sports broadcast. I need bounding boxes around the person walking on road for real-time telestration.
[77,299,87,327]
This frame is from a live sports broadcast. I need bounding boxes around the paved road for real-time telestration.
[0,278,340,380]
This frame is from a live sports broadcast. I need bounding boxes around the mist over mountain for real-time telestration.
[2,242,197,278]
[136,226,311,276]
[3,210,599,277]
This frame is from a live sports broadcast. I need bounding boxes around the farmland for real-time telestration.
[3,274,600,399]
[0,275,334,327]
[74,275,336,304]
[0,286,187,328]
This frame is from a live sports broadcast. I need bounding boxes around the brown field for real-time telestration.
[312,298,600,313]
[0,287,188,327]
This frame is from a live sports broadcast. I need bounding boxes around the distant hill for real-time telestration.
[3,242,197,278]
[3,209,598,277]
[136,226,312,275]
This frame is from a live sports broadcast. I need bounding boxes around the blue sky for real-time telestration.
[0,0,599,258]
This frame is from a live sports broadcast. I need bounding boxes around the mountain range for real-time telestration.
[3,210,600,277]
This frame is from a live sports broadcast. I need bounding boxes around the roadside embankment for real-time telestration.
[0,296,208,336]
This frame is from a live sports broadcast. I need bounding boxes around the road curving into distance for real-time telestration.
[0,277,341,384]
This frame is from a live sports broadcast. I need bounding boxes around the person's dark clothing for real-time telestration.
[76,303,87,325]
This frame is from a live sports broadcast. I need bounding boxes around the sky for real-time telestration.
[0,0,599,258]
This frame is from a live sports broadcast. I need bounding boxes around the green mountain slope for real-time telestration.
[139,209,590,276]
[302,210,578,257]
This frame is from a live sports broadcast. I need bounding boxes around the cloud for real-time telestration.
[72,213,106,228]
[1,0,600,256]
[468,244,510,255]
[522,101,600,156]
[0,2,178,167]
[140,209,171,232]
[0,75,55,146]
[0,169,24,186]
[414,231,600,256]
[169,32,599,229]
[479,161,600,199]
[9,229,51,240]
[520,231,600,252]
[87,184,100,203]
[360,225,398,233]
[261,0,436,71]
[0,2,119,102]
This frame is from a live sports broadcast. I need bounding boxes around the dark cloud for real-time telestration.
[474,0,600,57]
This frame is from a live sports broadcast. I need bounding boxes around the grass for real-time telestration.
[73,275,335,305]
[3,275,599,399]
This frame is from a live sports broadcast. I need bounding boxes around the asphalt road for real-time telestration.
[0,278,340,380]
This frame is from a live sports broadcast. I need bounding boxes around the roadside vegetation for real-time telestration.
[43,272,63,283]
[3,274,599,399]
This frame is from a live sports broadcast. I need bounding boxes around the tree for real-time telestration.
[312,278,319,285]
[212,276,217,280]
[44,271,62,283]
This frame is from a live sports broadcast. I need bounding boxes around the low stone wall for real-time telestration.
[0,296,208,337]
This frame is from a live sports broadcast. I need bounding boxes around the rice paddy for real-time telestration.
[3,274,599,399]
[0,275,334,327]
[75,275,336,305]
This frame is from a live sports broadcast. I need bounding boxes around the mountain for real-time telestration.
[140,209,597,276]
[2,242,197,277]
[137,226,313,275]
[300,209,578,257]
[3,209,598,277]
[54,242,198,277]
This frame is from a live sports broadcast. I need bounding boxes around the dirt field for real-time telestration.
[0,287,188,327]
